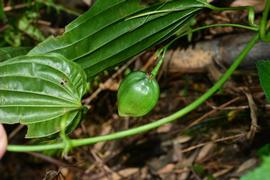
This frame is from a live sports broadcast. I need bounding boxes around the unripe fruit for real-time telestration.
[117,71,160,117]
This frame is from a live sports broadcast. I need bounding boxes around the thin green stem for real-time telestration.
[126,5,205,20]
[192,23,258,32]
[165,23,258,49]
[150,48,166,78]
[196,0,255,25]
[8,143,64,152]
[7,34,259,152]
[259,0,270,42]
[60,116,73,156]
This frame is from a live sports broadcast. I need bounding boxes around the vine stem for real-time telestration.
[191,24,258,33]
[259,0,270,42]
[7,34,259,153]
[150,48,167,78]
[164,23,258,49]
[195,0,255,26]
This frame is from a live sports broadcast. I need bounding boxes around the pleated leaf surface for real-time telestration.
[29,0,206,78]
[0,54,88,138]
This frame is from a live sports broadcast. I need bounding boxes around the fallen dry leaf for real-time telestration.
[231,0,265,12]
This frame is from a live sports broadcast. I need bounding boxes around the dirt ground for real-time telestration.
[0,0,269,179]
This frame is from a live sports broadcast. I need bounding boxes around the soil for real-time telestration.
[0,0,269,180]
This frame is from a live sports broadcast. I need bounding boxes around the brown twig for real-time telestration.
[4,3,33,12]
[27,152,81,171]
[89,150,123,179]
[8,124,24,140]
[208,104,270,110]
[142,53,157,71]
[243,90,260,140]
[82,57,138,105]
[187,97,241,129]
[181,133,246,153]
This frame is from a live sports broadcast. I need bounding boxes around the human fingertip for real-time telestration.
[0,124,7,159]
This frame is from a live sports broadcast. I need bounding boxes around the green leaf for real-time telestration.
[0,47,31,62]
[17,12,46,42]
[26,111,80,138]
[0,54,88,138]
[0,0,5,21]
[29,0,145,56]
[257,61,270,101]
[241,157,270,180]
[257,144,270,157]
[65,0,127,32]
[29,0,205,78]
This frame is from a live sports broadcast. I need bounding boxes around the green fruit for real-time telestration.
[117,71,160,117]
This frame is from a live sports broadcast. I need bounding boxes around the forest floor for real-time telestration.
[0,0,269,179]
